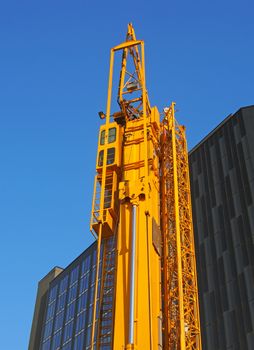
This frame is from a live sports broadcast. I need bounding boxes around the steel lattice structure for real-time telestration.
[161,103,202,350]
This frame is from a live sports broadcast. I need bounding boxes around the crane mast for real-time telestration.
[90,24,202,350]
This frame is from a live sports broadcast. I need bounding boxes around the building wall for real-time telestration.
[189,106,254,350]
[29,267,63,350]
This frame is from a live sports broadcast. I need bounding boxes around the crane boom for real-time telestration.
[90,23,202,350]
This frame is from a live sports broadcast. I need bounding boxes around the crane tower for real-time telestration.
[90,24,202,350]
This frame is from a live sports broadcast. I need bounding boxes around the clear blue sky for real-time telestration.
[0,1,253,349]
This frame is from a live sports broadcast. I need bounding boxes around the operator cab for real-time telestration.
[96,122,122,173]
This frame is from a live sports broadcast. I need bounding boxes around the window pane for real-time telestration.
[76,311,86,333]
[81,255,91,276]
[73,332,84,350]
[49,285,58,302]
[104,185,112,209]
[43,320,53,340]
[70,266,79,285]
[77,293,88,312]
[51,330,62,350]
[98,150,104,167]
[92,249,97,265]
[54,311,64,331]
[85,326,91,346]
[59,276,69,293]
[87,306,93,325]
[57,292,67,312]
[42,339,51,350]
[46,301,56,321]
[100,130,106,145]
[62,342,72,350]
[107,148,115,165]
[108,128,116,143]
[68,283,78,303]
[79,275,89,294]
[63,321,73,343]
[66,302,75,321]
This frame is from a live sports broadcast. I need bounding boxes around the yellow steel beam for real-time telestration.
[171,103,186,350]
[90,48,115,350]
[160,103,202,350]
[113,40,142,52]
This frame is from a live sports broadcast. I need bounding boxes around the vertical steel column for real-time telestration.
[90,49,115,350]
[128,204,137,344]
[171,103,186,350]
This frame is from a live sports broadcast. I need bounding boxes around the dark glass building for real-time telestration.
[41,244,98,350]
[30,237,116,350]
[189,105,254,350]
[30,243,100,350]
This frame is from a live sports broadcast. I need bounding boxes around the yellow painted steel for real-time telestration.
[90,46,116,350]
[114,112,162,349]
[161,104,202,349]
[90,23,202,350]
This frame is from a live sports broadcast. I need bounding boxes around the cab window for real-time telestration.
[98,150,104,166]
[98,148,115,167]
[108,128,116,143]
[100,130,106,145]
[107,148,115,165]
[104,185,112,209]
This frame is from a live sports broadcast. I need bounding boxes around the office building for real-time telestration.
[30,242,98,350]
[29,267,63,350]
[189,105,254,349]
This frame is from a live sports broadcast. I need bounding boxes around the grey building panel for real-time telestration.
[29,267,63,350]
[247,332,254,350]
[244,266,254,301]
[189,105,254,350]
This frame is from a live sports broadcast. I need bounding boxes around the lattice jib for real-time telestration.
[160,104,202,350]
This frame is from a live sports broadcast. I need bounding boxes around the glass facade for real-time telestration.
[40,242,103,350]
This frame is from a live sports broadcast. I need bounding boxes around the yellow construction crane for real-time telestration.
[90,23,202,350]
